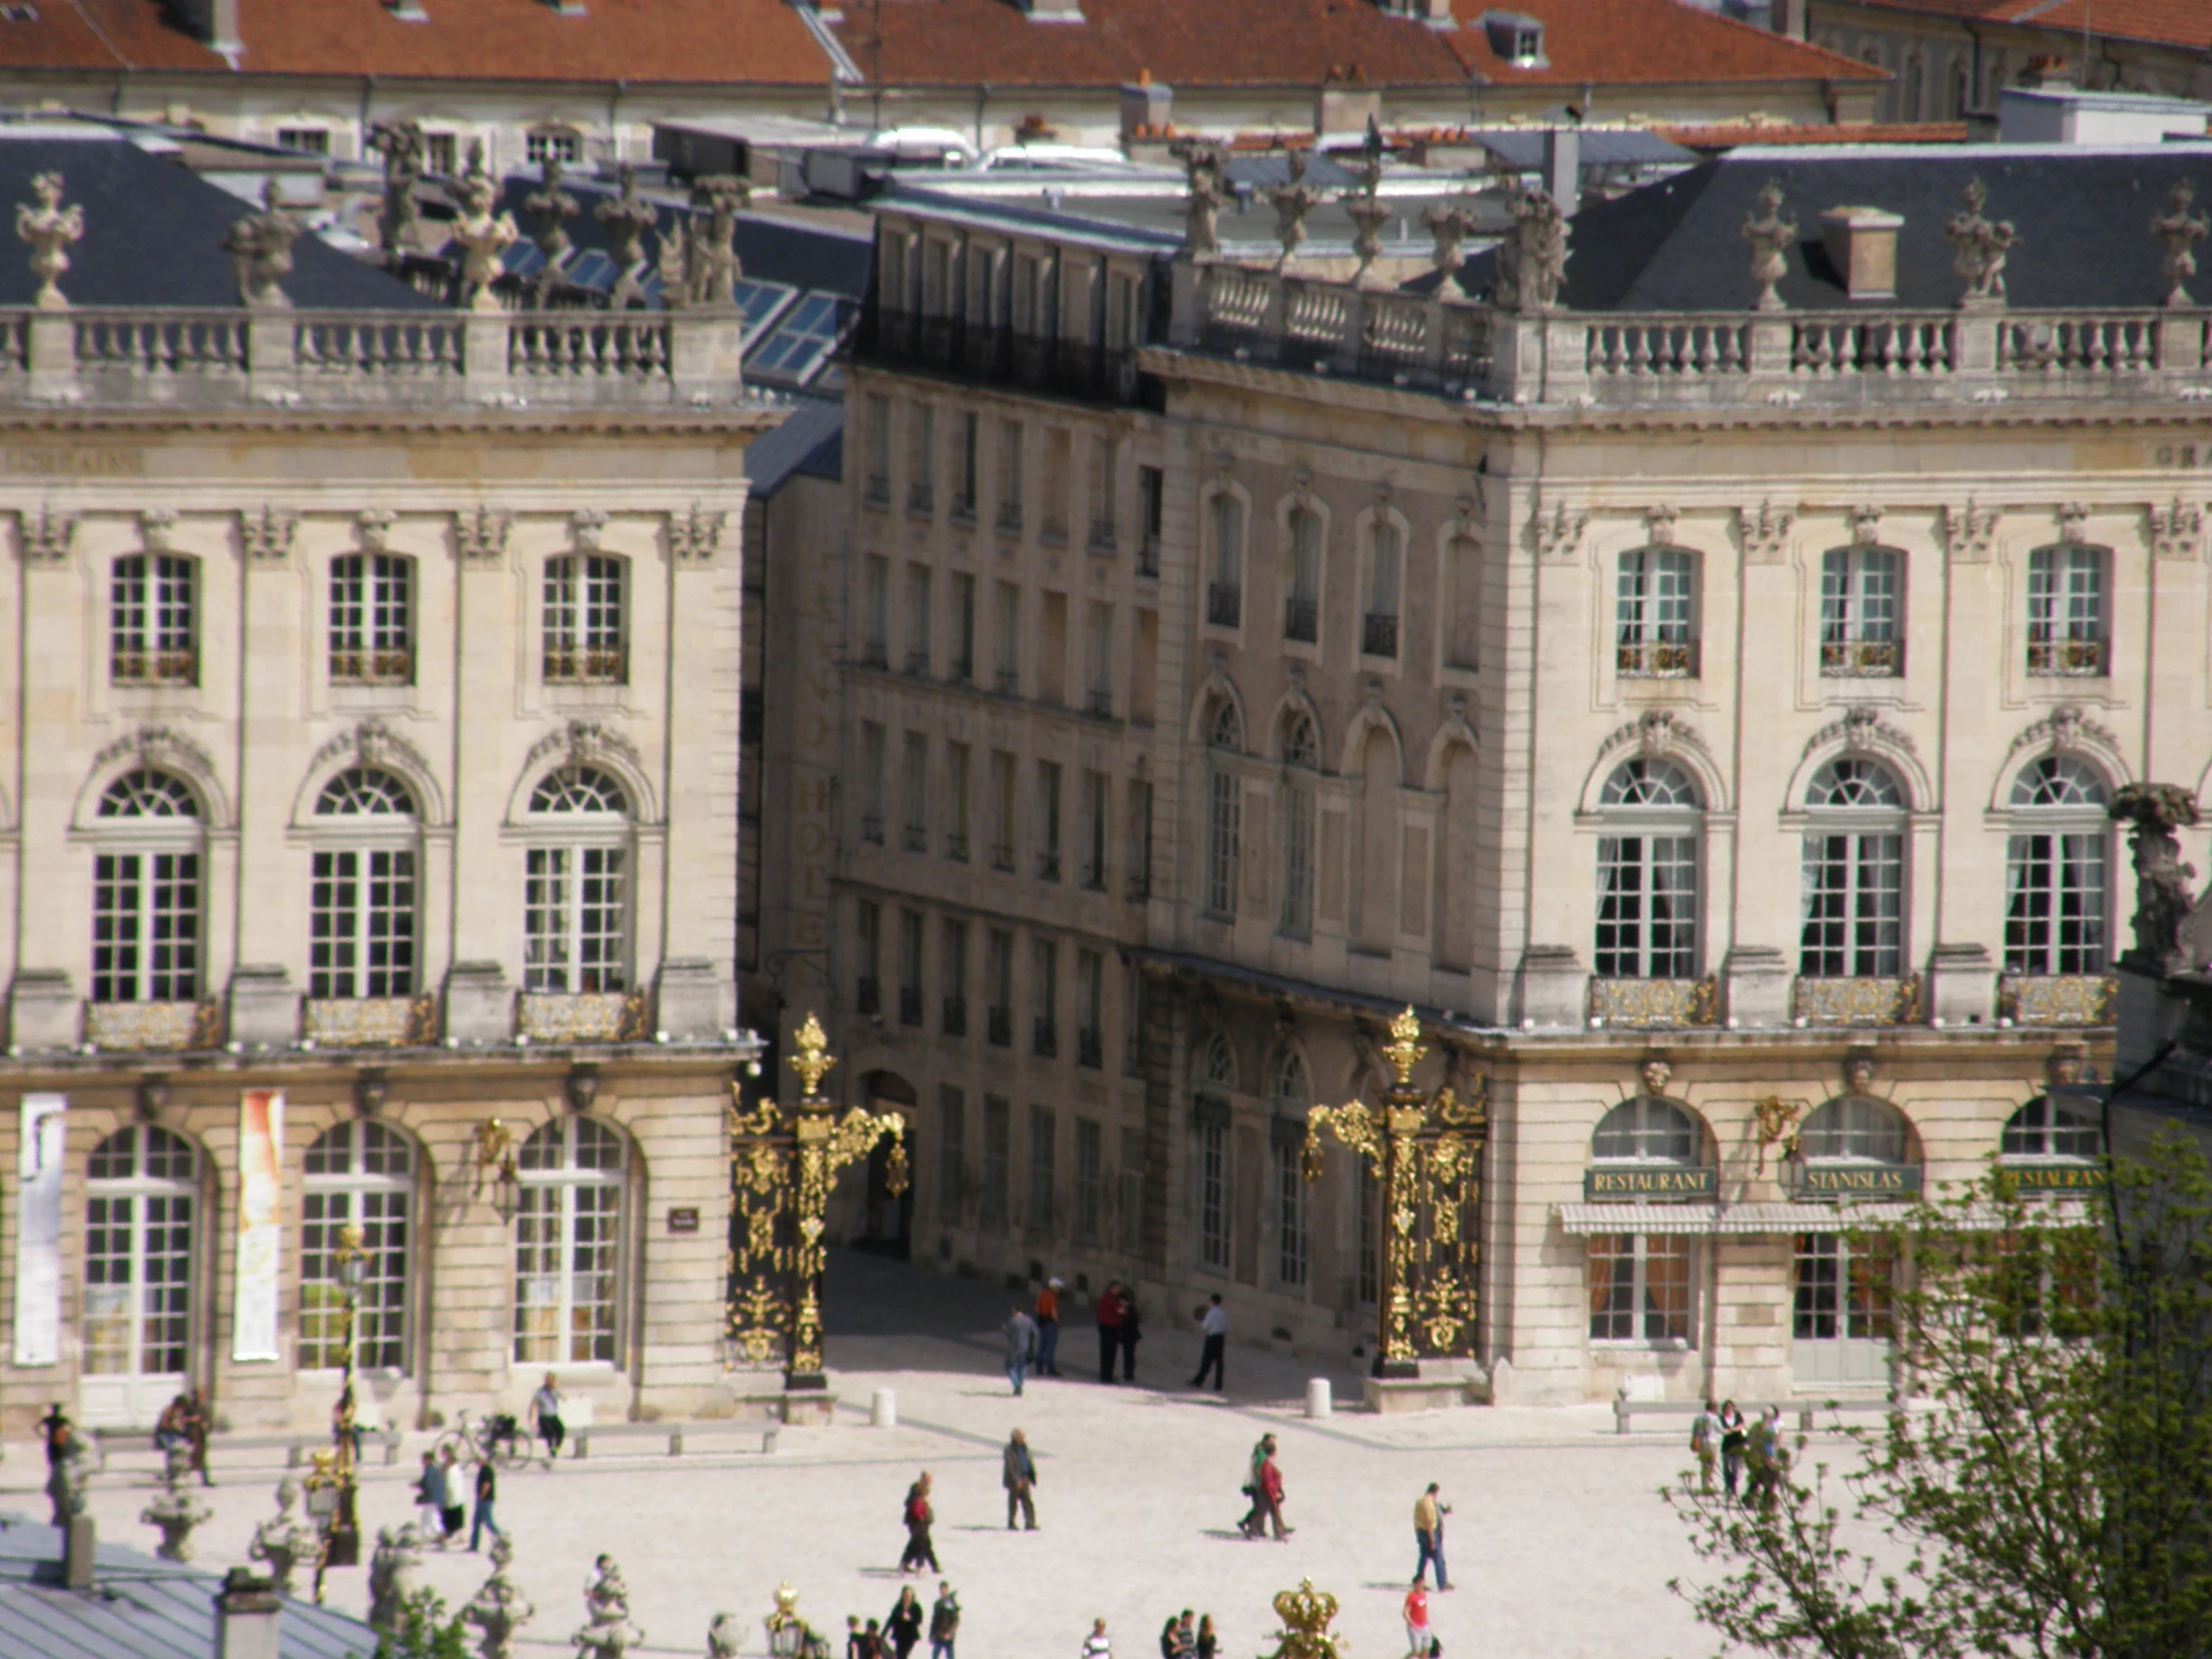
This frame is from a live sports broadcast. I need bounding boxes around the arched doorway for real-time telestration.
[81,1124,202,1427]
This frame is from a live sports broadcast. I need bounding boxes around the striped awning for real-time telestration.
[1555,1200,2091,1236]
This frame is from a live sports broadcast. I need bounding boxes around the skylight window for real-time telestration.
[733,277,800,344]
[749,292,852,385]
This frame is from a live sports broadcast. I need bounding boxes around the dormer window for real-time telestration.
[1480,11,1546,68]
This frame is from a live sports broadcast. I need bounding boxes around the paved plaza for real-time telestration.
[4,1255,1726,1658]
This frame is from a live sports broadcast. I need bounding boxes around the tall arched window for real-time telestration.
[1271,1050,1310,1290]
[524,766,631,993]
[301,1121,413,1371]
[1595,759,1701,979]
[1278,713,1318,939]
[84,1126,198,1409]
[2004,758,2109,975]
[1801,760,1905,978]
[1285,507,1321,644]
[310,768,419,999]
[543,554,627,685]
[1194,1033,1233,1271]
[92,769,203,1004]
[515,1117,626,1365]
[1203,702,1242,919]
[329,553,415,684]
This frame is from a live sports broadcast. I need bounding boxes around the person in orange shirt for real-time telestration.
[1402,1584,1434,1658]
[1035,1278,1063,1377]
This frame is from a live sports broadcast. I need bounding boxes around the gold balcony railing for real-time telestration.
[84,999,221,1051]
[1999,974,2116,1027]
[1793,975,1922,1026]
[304,995,436,1047]
[517,990,650,1043]
[1588,977,1717,1029]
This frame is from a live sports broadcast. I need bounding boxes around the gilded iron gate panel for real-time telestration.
[725,1096,798,1370]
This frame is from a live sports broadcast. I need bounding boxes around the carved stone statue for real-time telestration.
[222,178,301,309]
[687,175,749,306]
[16,171,84,310]
[1170,140,1228,260]
[367,1523,426,1632]
[1268,152,1322,269]
[140,1458,213,1562]
[451,142,519,314]
[368,120,426,258]
[2112,782,2202,973]
[525,156,578,270]
[1740,178,1796,312]
[575,1553,647,1659]
[1639,1057,1672,1098]
[1944,178,2016,306]
[465,1534,535,1659]
[1491,188,1567,314]
[1422,199,1477,297]
[597,165,659,303]
[2151,179,2209,308]
[44,1425,88,1527]
[248,1476,318,1596]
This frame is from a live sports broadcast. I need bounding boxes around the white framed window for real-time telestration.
[543,555,626,685]
[1594,759,1701,979]
[1799,1094,1912,1164]
[276,127,331,156]
[1204,701,1243,918]
[1591,1095,1699,1164]
[329,553,414,684]
[1195,1034,1233,1271]
[2000,1096,2102,1162]
[84,1125,199,1380]
[1363,519,1401,660]
[1587,1234,1693,1344]
[1271,1050,1310,1289]
[2004,758,2109,975]
[1278,713,1317,938]
[1615,547,1696,678]
[514,1116,626,1366]
[112,554,198,686]
[310,767,418,998]
[1793,1233,1894,1342]
[1820,547,1902,677]
[1207,493,1245,628]
[522,766,630,993]
[1284,506,1321,644]
[1800,760,1905,977]
[301,1120,413,1372]
[525,127,583,168]
[91,769,203,1004]
[2026,544,2108,677]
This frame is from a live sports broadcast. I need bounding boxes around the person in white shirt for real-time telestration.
[1082,1619,1112,1659]
[1189,1293,1229,1390]
[530,1374,566,1467]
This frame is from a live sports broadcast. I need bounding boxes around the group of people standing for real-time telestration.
[1690,1399,1787,1506]
[845,1582,960,1659]
[1004,1281,1235,1396]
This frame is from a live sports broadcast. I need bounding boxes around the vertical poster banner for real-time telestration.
[232,1089,284,1362]
[11,1094,67,1367]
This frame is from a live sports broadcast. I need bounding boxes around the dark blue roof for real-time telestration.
[745,395,844,495]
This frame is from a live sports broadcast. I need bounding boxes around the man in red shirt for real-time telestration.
[1252,1439,1291,1540]
[1402,1584,1433,1657]
[1094,1282,1124,1383]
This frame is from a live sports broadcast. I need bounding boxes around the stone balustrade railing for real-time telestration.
[1167,259,2212,408]
[0,306,749,410]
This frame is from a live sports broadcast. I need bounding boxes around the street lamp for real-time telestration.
[308,1222,366,1599]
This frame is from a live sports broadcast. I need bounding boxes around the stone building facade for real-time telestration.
[830,141,2212,1403]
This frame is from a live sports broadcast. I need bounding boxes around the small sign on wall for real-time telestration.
[667,1207,701,1235]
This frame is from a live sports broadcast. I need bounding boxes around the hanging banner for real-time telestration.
[12,1094,66,1367]
[232,1089,284,1362]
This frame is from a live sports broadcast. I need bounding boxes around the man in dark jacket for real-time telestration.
[1002,1427,1038,1530]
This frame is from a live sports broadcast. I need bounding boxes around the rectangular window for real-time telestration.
[526,128,582,167]
[276,127,332,155]
[1820,547,1901,677]
[1075,948,1104,1069]
[997,418,1024,532]
[1039,592,1068,706]
[1138,466,1164,577]
[2005,830,2108,974]
[422,132,457,177]
[1208,495,1244,628]
[1444,535,1480,672]
[2027,545,2108,676]
[1028,1106,1057,1232]
[982,1097,1011,1228]
[902,732,928,852]
[1041,429,1070,543]
[1119,1127,1145,1252]
[1075,1118,1105,1243]
[985,928,1014,1046]
[1793,1234,1894,1342]
[1123,964,1148,1074]
[941,917,968,1034]
[1595,834,1699,978]
[863,395,890,502]
[543,555,626,684]
[897,907,924,1026]
[1275,1139,1308,1288]
[946,742,972,861]
[1031,936,1058,1057]
[522,846,626,993]
[309,847,417,997]
[950,573,976,684]
[1206,766,1240,918]
[988,751,1016,870]
[994,582,1021,696]
[1084,603,1114,717]
[1364,521,1401,659]
[905,564,932,676]
[91,851,199,1002]
[1286,511,1321,644]
[1801,831,1903,976]
[1615,548,1696,678]
[1588,1234,1695,1344]
[1127,779,1154,902]
[853,898,881,1016]
[1081,770,1109,890]
[1197,1121,1229,1270]
[956,411,979,518]
[111,555,198,686]
[937,1086,966,1221]
[1280,774,1315,939]
[860,555,889,668]
[1037,761,1062,881]
[858,723,885,844]
[328,554,413,683]
[907,403,935,513]
[1088,436,1117,549]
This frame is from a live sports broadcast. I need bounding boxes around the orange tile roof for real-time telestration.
[1657,118,1969,146]
[0,0,830,86]
[1830,0,2212,53]
[1443,0,1885,85]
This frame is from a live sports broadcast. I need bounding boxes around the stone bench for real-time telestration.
[1611,1395,1901,1436]
[86,1424,404,1472]
[569,1422,779,1459]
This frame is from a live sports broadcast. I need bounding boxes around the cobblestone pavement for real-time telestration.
[4,1254,1724,1659]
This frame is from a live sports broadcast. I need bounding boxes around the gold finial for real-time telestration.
[789,1012,836,1099]
[335,1221,365,1257]
[1382,1005,1425,1086]
[1262,1580,1346,1659]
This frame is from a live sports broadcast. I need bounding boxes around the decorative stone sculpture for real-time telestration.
[16,171,84,310]
[44,1428,88,1527]
[368,120,426,259]
[1422,199,1477,297]
[140,1458,213,1562]
[1943,178,2015,306]
[367,1523,426,1633]
[1491,188,1567,314]
[1339,138,1390,288]
[525,155,578,270]
[223,178,301,309]
[248,1476,318,1596]
[1268,151,1322,270]
[2151,179,2209,308]
[1740,178,1796,312]
[708,1611,746,1658]
[451,142,519,313]
[1170,140,1228,260]
[597,165,659,307]
[2111,783,2202,973]
[687,175,749,306]
[465,1534,536,1659]
[575,1554,647,1659]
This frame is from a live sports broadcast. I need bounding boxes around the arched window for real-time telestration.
[329,553,414,684]
[1207,494,1245,628]
[301,1121,413,1371]
[1203,702,1242,918]
[2000,1096,2103,1162]
[111,553,198,686]
[92,769,203,1005]
[1591,1096,1699,1164]
[1271,1051,1310,1290]
[1363,519,1401,660]
[1285,507,1321,644]
[524,767,631,993]
[310,768,419,999]
[1585,1096,1700,1346]
[515,1117,626,1366]
[84,1126,199,1402]
[1198,1032,1235,1091]
[1595,759,1701,979]
[1279,713,1318,938]
[1194,1032,1233,1272]
[1801,760,1906,978]
[1799,1095,1912,1164]
[2004,758,2109,975]
[543,554,627,685]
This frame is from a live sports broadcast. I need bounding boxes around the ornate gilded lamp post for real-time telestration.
[1303,1007,1485,1380]
[307,1221,366,1599]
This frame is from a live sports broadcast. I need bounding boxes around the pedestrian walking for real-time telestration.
[38,1402,72,1469]
[1747,1405,1786,1509]
[437,1445,467,1542]
[1120,1291,1143,1382]
[531,1373,567,1466]
[1403,1584,1435,1659]
[1095,1284,1125,1382]
[1196,1616,1218,1659]
[154,1394,190,1462]
[181,1387,214,1487]
[1411,1482,1450,1589]
[1236,1433,1272,1535]
[1718,1399,1747,1501]
[1035,1278,1064,1376]
[1189,1294,1227,1390]
[1690,1399,1721,1494]
[1248,1437,1290,1540]
[898,1472,940,1574]
[927,1584,960,1659]
[1083,1619,1112,1659]
[414,1450,449,1547]
[855,1619,887,1659]
[846,1617,865,1659]
[1002,1428,1039,1530]
[469,1459,503,1552]
[885,1586,925,1659]
[1157,1615,1182,1659]
[1004,1305,1038,1396]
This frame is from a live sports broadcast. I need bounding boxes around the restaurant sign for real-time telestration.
[2004,1161,2106,1192]
[1584,1166,1719,1202]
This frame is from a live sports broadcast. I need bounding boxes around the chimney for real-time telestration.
[1820,206,1904,300]
[61,1514,95,1591]
[1772,0,1807,39]
[1543,126,1581,212]
[1015,0,1085,22]
[1315,82,1382,137]
[215,1568,282,1659]
[168,0,242,56]
[1120,75,1173,142]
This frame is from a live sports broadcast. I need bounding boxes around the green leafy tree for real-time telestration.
[372,1586,469,1659]
[1664,1128,2212,1659]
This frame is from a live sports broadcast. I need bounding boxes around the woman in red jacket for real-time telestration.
[1094,1283,1124,1383]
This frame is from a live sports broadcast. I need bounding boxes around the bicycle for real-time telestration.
[431,1407,530,1473]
